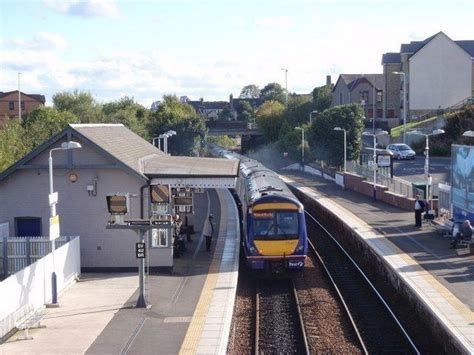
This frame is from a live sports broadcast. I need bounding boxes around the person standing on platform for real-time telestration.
[414,195,425,227]
[204,214,214,252]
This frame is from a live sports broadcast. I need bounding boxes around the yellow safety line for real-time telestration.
[179,190,228,354]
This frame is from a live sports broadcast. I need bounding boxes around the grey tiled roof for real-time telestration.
[338,74,384,91]
[382,52,401,64]
[143,155,239,177]
[456,40,474,56]
[71,124,164,178]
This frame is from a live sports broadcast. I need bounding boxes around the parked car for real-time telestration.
[386,143,416,160]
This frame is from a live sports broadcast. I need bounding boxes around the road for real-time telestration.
[393,156,451,185]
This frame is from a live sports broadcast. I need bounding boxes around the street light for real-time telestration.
[309,110,318,125]
[281,67,288,105]
[362,130,388,201]
[393,72,407,144]
[163,130,176,154]
[408,129,445,211]
[334,127,347,174]
[153,130,177,154]
[49,141,82,305]
[295,126,305,172]
[462,130,474,137]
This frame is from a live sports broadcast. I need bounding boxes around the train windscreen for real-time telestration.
[253,210,299,240]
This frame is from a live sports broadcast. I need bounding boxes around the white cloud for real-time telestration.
[43,0,120,18]
[5,32,68,50]
[254,16,294,28]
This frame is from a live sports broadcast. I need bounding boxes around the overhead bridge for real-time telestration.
[207,121,262,136]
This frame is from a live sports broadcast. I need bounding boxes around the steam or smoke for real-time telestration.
[245,143,289,171]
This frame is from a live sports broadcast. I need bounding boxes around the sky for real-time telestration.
[1,0,473,108]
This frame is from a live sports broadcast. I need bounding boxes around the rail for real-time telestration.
[305,210,420,354]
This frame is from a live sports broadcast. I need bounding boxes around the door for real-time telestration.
[15,217,42,237]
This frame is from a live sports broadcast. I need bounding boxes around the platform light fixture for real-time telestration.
[362,130,388,201]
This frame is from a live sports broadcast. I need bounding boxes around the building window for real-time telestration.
[388,109,395,118]
[377,91,382,103]
[151,228,168,247]
[360,91,369,103]
[368,108,373,118]
[9,101,14,110]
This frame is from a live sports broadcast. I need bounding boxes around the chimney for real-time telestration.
[326,75,332,86]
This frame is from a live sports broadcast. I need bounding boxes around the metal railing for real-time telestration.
[0,236,76,278]
[348,161,415,198]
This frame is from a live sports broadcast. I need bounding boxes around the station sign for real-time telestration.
[136,242,146,259]
[377,155,391,167]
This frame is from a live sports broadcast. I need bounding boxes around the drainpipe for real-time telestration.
[140,184,149,219]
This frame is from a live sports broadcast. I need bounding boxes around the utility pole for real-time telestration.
[18,72,22,123]
[281,68,288,105]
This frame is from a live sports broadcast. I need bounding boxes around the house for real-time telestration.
[382,31,474,119]
[0,124,238,271]
[187,98,230,120]
[0,90,45,125]
[331,74,384,118]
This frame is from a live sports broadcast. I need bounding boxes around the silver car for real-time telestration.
[386,143,416,160]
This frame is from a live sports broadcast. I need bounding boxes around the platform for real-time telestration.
[280,171,473,354]
[0,188,240,355]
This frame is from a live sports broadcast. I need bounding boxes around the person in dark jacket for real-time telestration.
[450,220,473,249]
[204,215,214,252]
[414,195,425,227]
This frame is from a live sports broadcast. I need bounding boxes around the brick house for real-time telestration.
[382,31,474,120]
[0,90,45,125]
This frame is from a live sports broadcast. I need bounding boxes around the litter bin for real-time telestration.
[412,181,431,199]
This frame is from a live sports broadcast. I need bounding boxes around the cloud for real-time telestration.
[5,32,68,50]
[44,0,120,18]
[254,16,294,28]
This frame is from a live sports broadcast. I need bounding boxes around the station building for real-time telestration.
[0,124,238,271]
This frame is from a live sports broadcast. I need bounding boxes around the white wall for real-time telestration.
[410,33,472,110]
[0,237,80,338]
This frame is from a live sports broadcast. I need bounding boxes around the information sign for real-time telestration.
[377,155,391,167]
[49,192,58,206]
[136,242,146,259]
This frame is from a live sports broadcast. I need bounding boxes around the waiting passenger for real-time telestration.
[450,220,473,249]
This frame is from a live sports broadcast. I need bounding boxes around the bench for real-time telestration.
[15,309,46,340]
[431,219,454,238]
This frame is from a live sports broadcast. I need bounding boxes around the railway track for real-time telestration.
[305,210,420,354]
[254,278,309,354]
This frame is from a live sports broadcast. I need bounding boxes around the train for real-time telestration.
[210,144,308,274]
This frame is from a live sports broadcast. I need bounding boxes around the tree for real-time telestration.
[240,101,255,122]
[0,120,29,172]
[260,83,286,104]
[102,97,150,139]
[148,95,206,156]
[239,84,261,99]
[23,107,78,148]
[53,90,103,122]
[255,100,285,142]
[283,95,313,127]
[307,104,364,167]
[312,85,332,112]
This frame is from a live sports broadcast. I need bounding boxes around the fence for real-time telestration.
[348,161,415,198]
[0,236,74,278]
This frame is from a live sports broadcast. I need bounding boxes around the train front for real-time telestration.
[245,195,307,274]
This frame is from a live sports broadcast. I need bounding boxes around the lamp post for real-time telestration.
[393,72,407,143]
[163,130,176,154]
[152,136,161,150]
[334,127,347,174]
[362,130,388,201]
[462,130,474,138]
[309,110,318,125]
[408,129,445,211]
[281,67,288,105]
[295,126,305,172]
[48,141,82,305]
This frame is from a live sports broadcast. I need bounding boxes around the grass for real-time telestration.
[390,115,441,139]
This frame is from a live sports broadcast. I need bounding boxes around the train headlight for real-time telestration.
[249,246,256,253]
